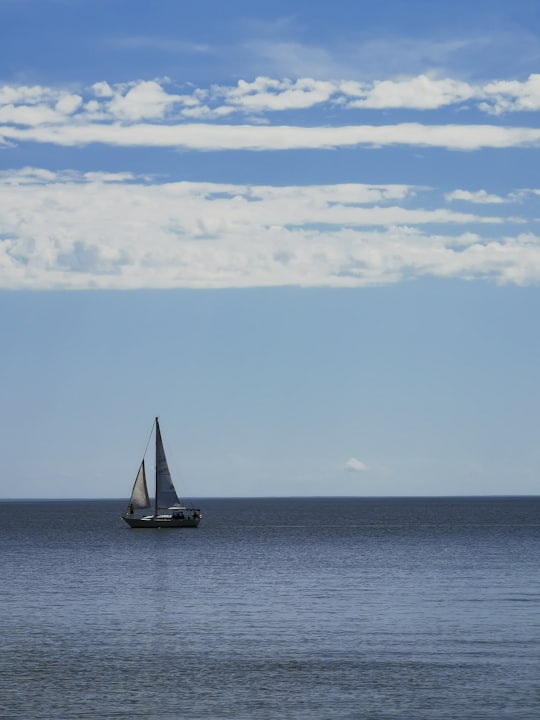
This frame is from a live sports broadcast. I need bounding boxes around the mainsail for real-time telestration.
[128,460,150,510]
[155,419,181,509]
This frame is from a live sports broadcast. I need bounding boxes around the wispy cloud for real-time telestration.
[344,458,368,472]
[235,26,540,81]
[106,36,214,55]
[1,171,539,290]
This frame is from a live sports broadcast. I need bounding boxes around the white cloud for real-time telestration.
[101,80,190,121]
[92,81,115,98]
[211,76,336,113]
[0,103,67,127]
[0,84,54,105]
[3,119,540,151]
[4,75,540,155]
[2,74,540,135]
[446,189,507,204]
[0,172,538,290]
[345,458,368,472]
[344,75,474,110]
[480,74,540,114]
[55,93,83,116]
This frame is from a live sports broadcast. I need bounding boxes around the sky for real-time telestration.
[1,0,540,499]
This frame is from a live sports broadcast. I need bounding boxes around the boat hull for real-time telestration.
[122,515,200,529]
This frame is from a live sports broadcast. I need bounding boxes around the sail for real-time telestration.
[155,419,181,508]
[128,460,150,510]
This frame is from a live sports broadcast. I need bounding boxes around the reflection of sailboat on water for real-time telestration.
[121,417,202,529]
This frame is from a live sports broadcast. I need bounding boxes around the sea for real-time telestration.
[0,497,538,720]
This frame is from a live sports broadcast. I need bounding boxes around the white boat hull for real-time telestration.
[122,514,200,528]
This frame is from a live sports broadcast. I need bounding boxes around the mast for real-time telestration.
[154,416,159,517]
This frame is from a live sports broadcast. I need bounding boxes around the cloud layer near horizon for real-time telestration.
[1,170,539,290]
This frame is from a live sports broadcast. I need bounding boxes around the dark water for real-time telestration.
[1,497,538,719]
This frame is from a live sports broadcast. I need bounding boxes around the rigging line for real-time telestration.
[141,417,156,462]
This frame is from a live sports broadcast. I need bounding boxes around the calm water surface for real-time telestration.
[0,497,538,719]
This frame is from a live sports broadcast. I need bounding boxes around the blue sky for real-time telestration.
[1,0,540,498]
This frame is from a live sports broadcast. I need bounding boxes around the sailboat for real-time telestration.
[121,417,202,528]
